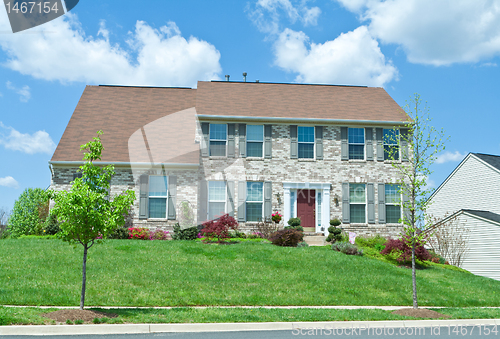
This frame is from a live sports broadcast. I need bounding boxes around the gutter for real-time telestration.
[196,114,410,126]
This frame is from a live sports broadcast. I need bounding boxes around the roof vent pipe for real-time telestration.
[225,75,230,81]
[243,72,247,82]
[256,80,259,83]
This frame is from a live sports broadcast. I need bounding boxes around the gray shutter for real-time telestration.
[378,183,386,224]
[264,181,272,219]
[238,181,246,222]
[341,127,348,161]
[367,183,375,224]
[365,128,373,161]
[167,176,177,220]
[290,125,298,159]
[403,190,410,225]
[401,128,409,162]
[264,125,272,159]
[376,128,384,161]
[315,126,323,160]
[201,123,209,157]
[342,182,350,223]
[227,124,235,158]
[139,174,149,219]
[227,181,235,217]
[198,180,208,223]
[239,124,246,158]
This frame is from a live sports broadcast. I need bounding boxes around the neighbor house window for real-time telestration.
[298,126,314,159]
[246,182,263,222]
[349,184,366,223]
[208,181,226,220]
[348,128,365,160]
[209,124,227,156]
[385,184,401,223]
[149,176,168,218]
[246,125,264,157]
[384,129,399,160]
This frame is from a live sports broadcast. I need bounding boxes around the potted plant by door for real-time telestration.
[271,212,282,224]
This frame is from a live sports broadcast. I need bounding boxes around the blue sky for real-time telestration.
[1,0,500,211]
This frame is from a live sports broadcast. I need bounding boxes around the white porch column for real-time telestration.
[283,187,291,223]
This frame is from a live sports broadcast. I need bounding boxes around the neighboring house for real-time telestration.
[428,153,500,280]
[49,81,410,237]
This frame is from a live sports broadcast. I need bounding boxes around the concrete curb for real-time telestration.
[1,319,499,336]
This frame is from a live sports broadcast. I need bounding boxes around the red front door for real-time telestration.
[297,189,315,228]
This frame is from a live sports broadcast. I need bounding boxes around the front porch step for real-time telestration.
[303,235,327,247]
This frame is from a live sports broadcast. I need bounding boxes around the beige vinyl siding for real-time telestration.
[428,155,500,220]
[457,213,500,281]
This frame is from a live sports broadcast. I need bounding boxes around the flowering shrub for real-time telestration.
[380,235,431,263]
[128,227,149,240]
[201,214,238,243]
[269,229,303,247]
[271,212,282,223]
[149,228,169,240]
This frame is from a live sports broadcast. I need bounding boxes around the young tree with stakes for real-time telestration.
[51,131,135,310]
[386,94,447,309]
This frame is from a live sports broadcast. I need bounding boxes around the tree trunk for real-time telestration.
[80,244,88,310]
[412,239,418,309]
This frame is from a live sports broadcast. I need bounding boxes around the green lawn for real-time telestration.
[1,239,499,307]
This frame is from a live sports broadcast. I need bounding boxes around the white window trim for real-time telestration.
[349,183,366,223]
[298,126,315,159]
[383,128,400,161]
[148,175,168,219]
[385,184,402,224]
[209,124,228,157]
[246,125,264,158]
[208,181,226,220]
[246,181,264,222]
[348,127,365,160]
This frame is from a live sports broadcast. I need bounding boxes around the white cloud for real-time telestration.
[6,81,31,102]
[273,26,398,86]
[336,0,500,66]
[0,122,55,154]
[436,151,465,164]
[480,62,498,67]
[0,176,19,189]
[248,0,321,35]
[0,12,221,87]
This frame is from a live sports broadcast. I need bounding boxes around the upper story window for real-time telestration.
[349,183,366,223]
[298,126,314,159]
[208,181,226,220]
[385,184,401,223]
[384,129,399,160]
[246,182,264,222]
[348,128,365,160]
[247,125,264,157]
[149,176,168,218]
[209,124,227,156]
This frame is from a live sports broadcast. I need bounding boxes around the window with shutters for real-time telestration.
[208,181,226,220]
[149,176,168,218]
[348,128,365,160]
[298,126,314,159]
[349,184,366,223]
[383,129,399,160]
[246,125,264,157]
[385,184,401,223]
[209,124,227,156]
[246,182,263,222]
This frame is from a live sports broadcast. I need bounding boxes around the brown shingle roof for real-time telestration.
[196,81,408,122]
[51,85,197,163]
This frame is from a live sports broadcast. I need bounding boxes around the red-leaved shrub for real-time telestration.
[269,229,303,247]
[201,214,238,243]
[380,235,431,263]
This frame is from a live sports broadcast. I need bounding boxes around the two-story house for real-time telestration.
[50,80,410,237]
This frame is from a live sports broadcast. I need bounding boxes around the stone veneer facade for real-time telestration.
[50,122,406,238]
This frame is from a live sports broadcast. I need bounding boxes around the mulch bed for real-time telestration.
[392,308,450,319]
[42,309,118,323]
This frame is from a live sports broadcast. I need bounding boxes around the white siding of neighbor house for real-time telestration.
[457,213,500,281]
[428,155,500,220]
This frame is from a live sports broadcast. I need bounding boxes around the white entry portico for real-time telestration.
[283,182,331,234]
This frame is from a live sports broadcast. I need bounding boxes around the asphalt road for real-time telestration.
[2,325,499,339]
